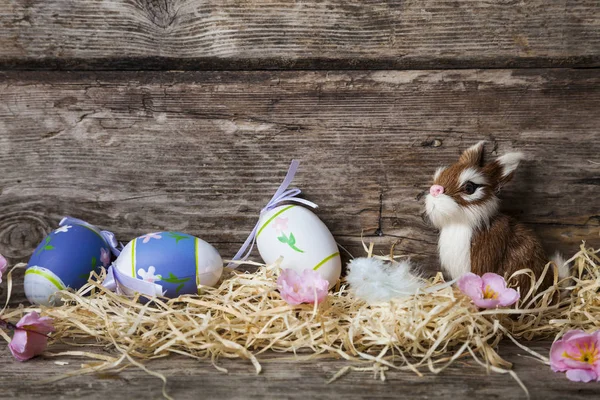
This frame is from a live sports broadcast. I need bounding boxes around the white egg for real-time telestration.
[256,205,341,288]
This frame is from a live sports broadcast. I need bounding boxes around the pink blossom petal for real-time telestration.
[0,253,7,274]
[562,358,594,370]
[473,298,501,308]
[497,287,520,307]
[550,330,600,375]
[592,330,600,344]
[9,330,31,361]
[563,330,590,342]
[299,269,329,303]
[15,311,55,335]
[457,273,484,300]
[565,369,598,382]
[562,335,595,358]
[15,332,46,361]
[0,253,6,284]
[481,273,508,293]
[279,279,303,305]
[550,339,569,372]
[9,312,54,361]
[10,331,47,362]
[277,269,329,305]
[100,248,111,267]
[279,269,302,288]
[594,363,600,380]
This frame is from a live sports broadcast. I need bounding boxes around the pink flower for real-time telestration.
[100,248,111,267]
[273,217,289,234]
[550,330,600,382]
[9,312,55,362]
[0,253,7,284]
[457,272,519,308]
[277,268,329,306]
[140,232,162,243]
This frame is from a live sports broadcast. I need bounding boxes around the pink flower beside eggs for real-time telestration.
[9,311,55,362]
[457,272,519,308]
[0,253,7,284]
[277,269,329,306]
[100,248,111,267]
[550,330,600,382]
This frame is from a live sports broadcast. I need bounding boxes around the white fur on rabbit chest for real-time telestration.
[438,224,473,280]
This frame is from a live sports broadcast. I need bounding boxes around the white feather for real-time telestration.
[346,257,424,303]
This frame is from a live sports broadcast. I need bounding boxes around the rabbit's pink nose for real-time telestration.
[430,185,444,197]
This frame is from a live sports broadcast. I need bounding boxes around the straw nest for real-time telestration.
[2,242,600,399]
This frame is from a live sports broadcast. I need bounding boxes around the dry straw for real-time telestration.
[2,242,600,399]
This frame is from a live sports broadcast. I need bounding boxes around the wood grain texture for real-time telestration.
[0,341,599,399]
[1,0,599,70]
[0,69,598,298]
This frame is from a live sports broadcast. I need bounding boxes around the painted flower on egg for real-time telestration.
[54,225,72,234]
[138,266,162,283]
[550,330,600,382]
[273,217,289,234]
[457,272,519,308]
[140,232,162,243]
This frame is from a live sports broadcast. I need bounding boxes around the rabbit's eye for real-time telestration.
[464,181,478,195]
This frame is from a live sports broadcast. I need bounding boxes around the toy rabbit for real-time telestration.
[425,141,568,296]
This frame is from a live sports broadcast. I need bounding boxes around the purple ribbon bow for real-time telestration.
[60,216,123,257]
[229,159,318,268]
[102,264,164,298]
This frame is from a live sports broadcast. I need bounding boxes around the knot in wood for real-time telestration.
[138,0,179,30]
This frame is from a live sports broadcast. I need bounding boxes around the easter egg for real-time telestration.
[114,232,223,298]
[25,222,112,306]
[256,205,341,288]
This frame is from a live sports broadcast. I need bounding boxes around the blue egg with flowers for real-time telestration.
[113,231,223,298]
[24,217,114,306]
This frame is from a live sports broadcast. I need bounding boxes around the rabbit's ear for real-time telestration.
[486,152,525,191]
[458,141,485,167]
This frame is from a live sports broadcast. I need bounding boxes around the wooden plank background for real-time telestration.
[0,69,598,271]
[0,0,599,70]
[0,0,599,399]
[0,341,598,400]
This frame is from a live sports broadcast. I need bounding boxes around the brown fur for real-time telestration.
[470,214,552,297]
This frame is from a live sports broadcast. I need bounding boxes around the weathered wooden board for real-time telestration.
[1,0,599,70]
[0,341,598,399]
[0,69,598,295]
